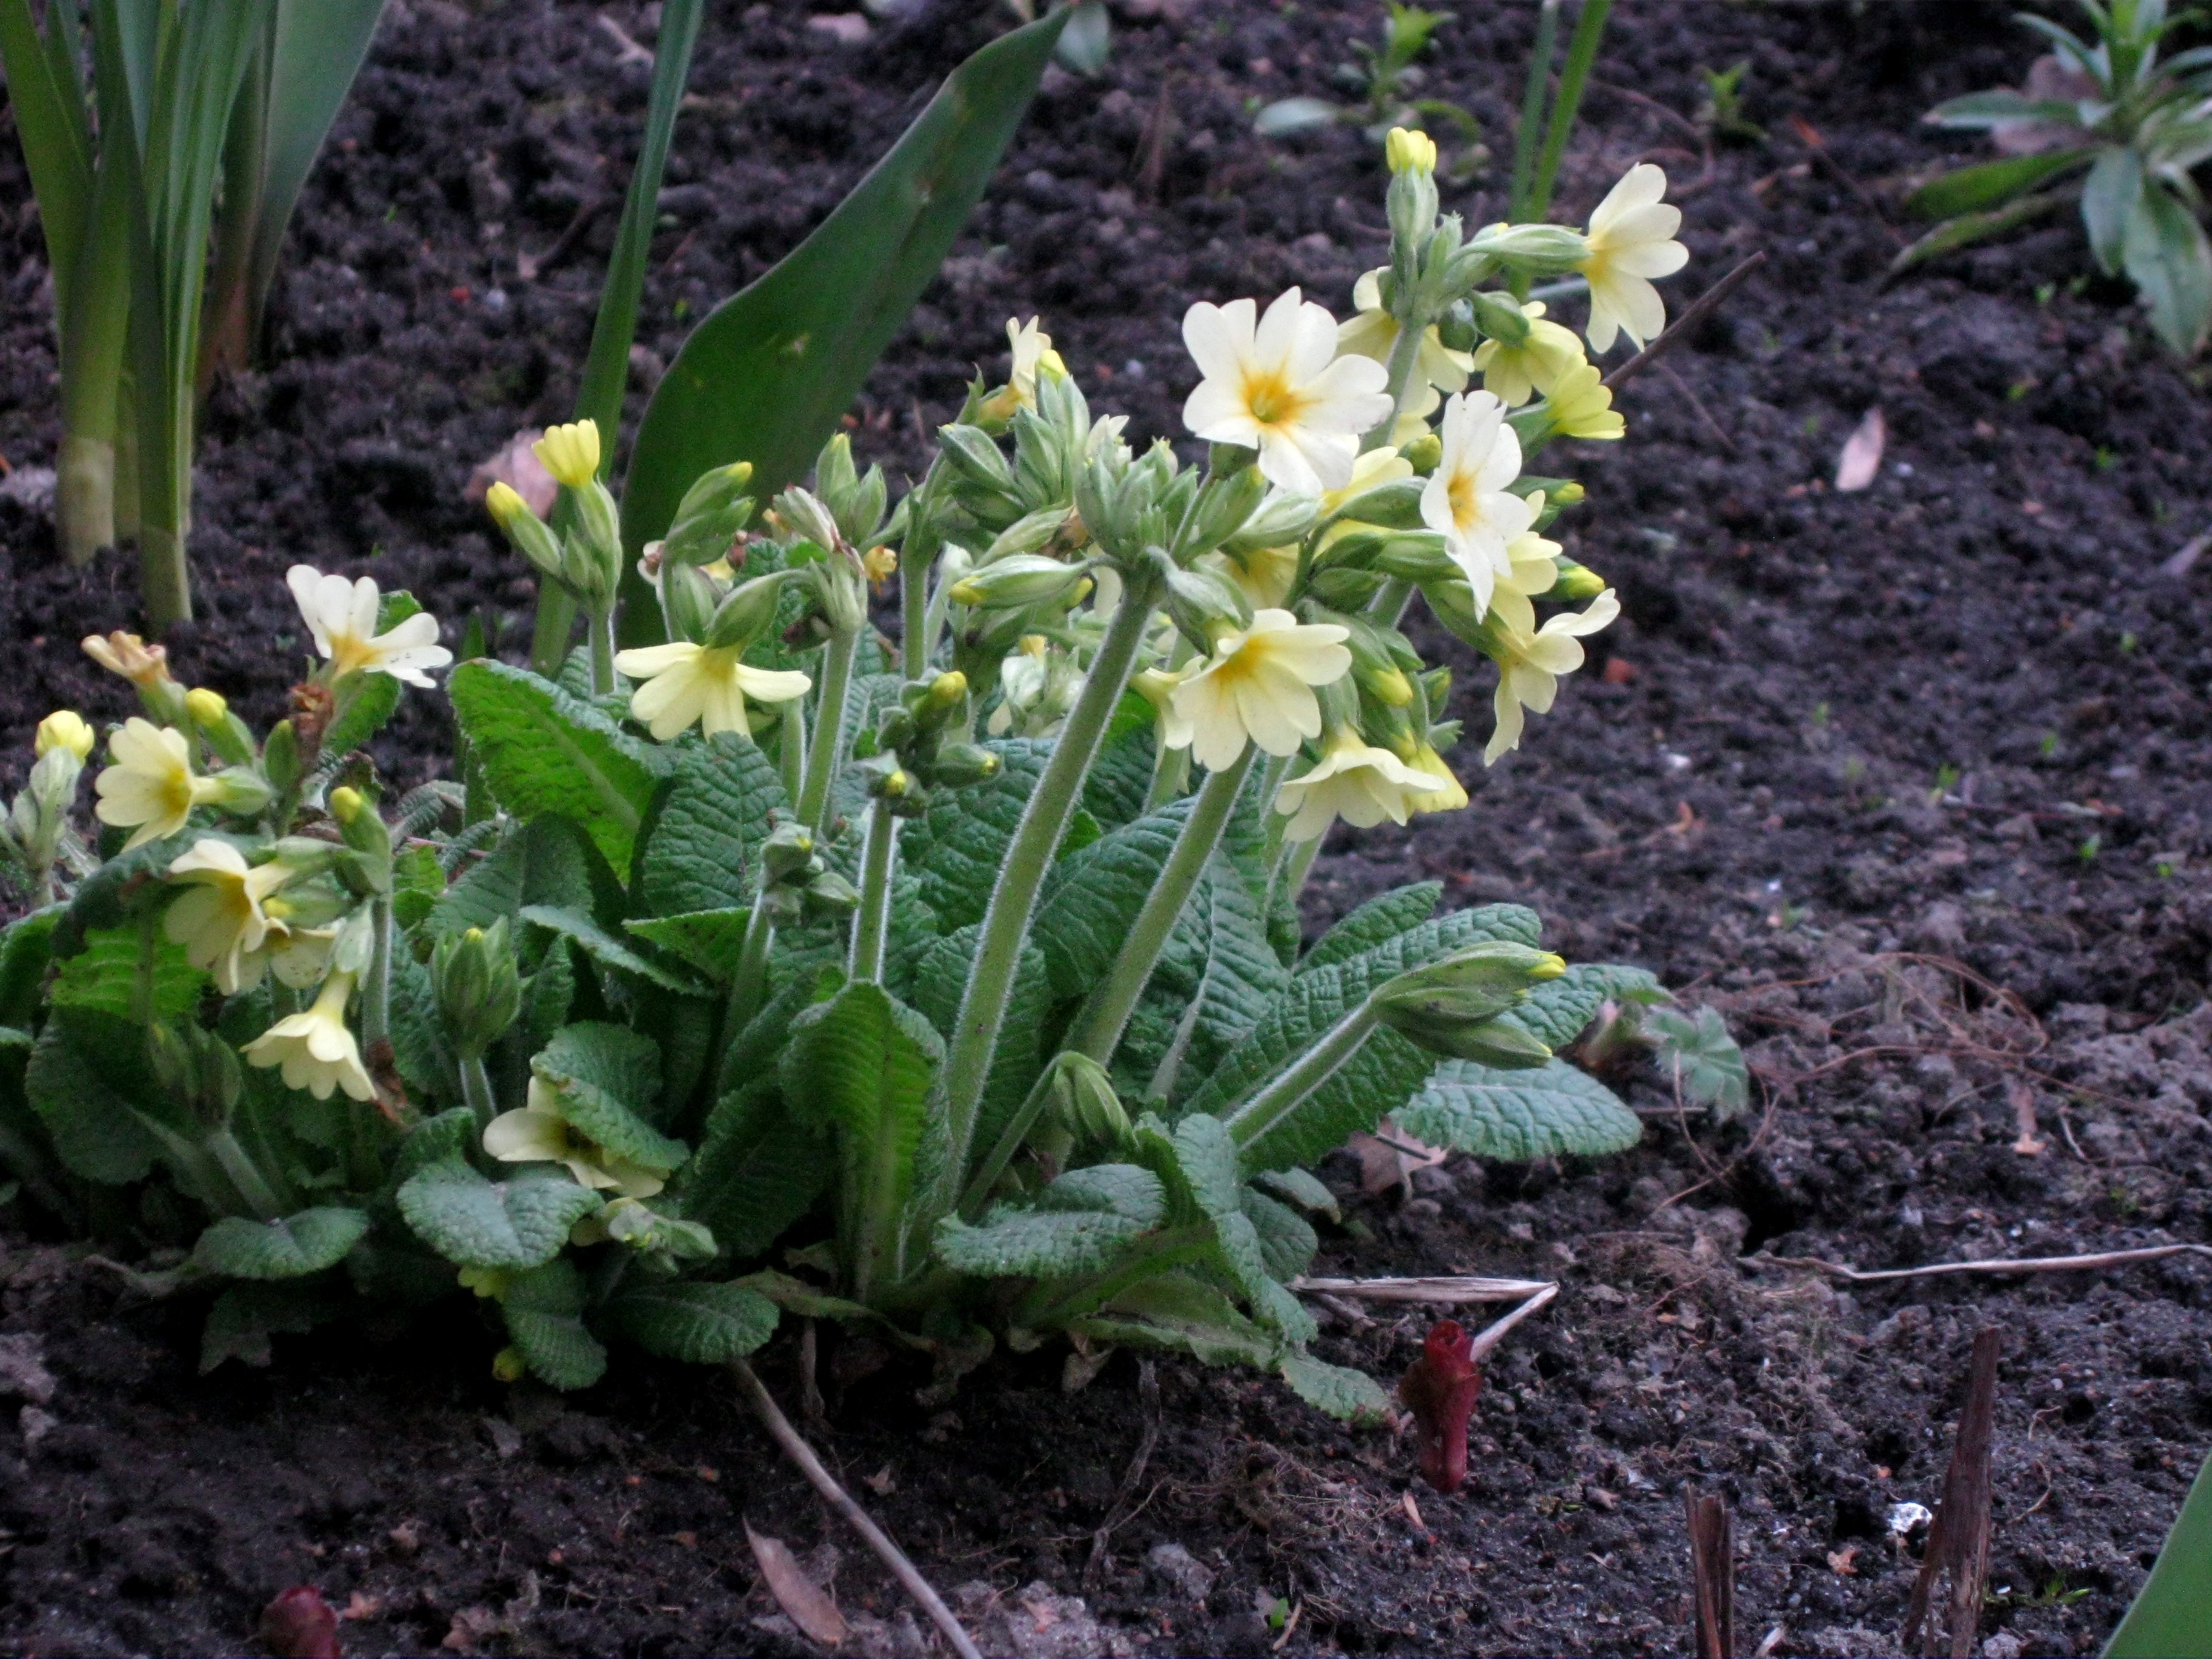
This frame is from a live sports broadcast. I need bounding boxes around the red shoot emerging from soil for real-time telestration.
[258,1586,340,1658]
[1398,1319,1480,1495]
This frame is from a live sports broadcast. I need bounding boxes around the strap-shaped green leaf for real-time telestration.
[395,1158,603,1269]
[634,732,789,917]
[610,1279,779,1364]
[520,904,709,997]
[1296,882,1443,976]
[531,1022,687,1169]
[501,1258,607,1390]
[2124,179,2212,355]
[1903,147,2096,219]
[193,1207,369,1280]
[1396,1057,1642,1161]
[2105,1451,2212,1658]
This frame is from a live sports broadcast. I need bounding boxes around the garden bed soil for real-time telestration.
[5,1,2212,1654]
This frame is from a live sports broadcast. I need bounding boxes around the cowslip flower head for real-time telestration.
[611,642,811,743]
[1578,163,1688,353]
[483,1078,666,1198]
[165,839,293,995]
[1484,588,1621,763]
[1470,300,1586,407]
[34,710,94,762]
[243,970,375,1102]
[95,719,224,850]
[1274,729,1449,842]
[1338,269,1474,397]
[1165,609,1353,772]
[1182,290,1394,494]
[532,420,602,489]
[1421,392,1535,613]
[286,566,452,687]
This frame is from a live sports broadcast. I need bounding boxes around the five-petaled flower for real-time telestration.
[483,1078,667,1198]
[1182,290,1395,495]
[1469,300,1586,407]
[1274,730,1449,842]
[1422,392,1535,614]
[243,970,375,1102]
[1578,164,1688,354]
[164,839,293,996]
[94,719,224,850]
[1543,361,1626,441]
[611,642,813,743]
[1484,587,1622,763]
[81,630,175,688]
[287,566,452,686]
[1164,609,1353,772]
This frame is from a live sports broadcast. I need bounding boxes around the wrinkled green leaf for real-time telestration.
[610,1279,779,1364]
[396,1158,603,1269]
[634,732,789,917]
[681,1082,833,1259]
[936,1162,1166,1277]
[521,903,709,997]
[502,1257,607,1390]
[898,740,1050,930]
[1398,1057,1643,1160]
[193,1206,369,1280]
[531,1022,688,1169]
[1279,1352,1394,1423]
[1297,882,1443,976]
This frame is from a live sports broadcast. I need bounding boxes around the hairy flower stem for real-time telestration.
[1064,747,1255,1067]
[797,625,860,834]
[1221,999,1379,1150]
[849,797,897,984]
[1360,305,1432,457]
[460,1052,498,1130]
[588,607,618,697]
[529,587,578,679]
[723,890,777,1040]
[363,898,394,1052]
[206,1127,284,1221]
[937,578,1158,1195]
[1281,830,1324,905]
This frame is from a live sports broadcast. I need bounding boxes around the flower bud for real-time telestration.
[1386,126,1438,176]
[34,710,93,762]
[937,423,1017,497]
[186,689,258,769]
[492,1346,528,1383]
[948,554,1089,611]
[1470,290,1533,346]
[185,688,226,728]
[929,742,1000,788]
[1369,942,1568,1060]
[1549,561,1607,602]
[327,786,365,825]
[1220,490,1321,558]
[660,461,755,568]
[562,481,626,605]
[774,486,844,553]
[1400,432,1444,474]
[702,570,795,651]
[263,720,301,795]
[1164,564,1253,651]
[84,631,188,726]
[759,821,817,886]
[800,868,862,920]
[1044,1051,1132,1155]
[532,420,602,490]
[1387,163,1441,255]
[433,920,521,1059]
[485,480,567,580]
[661,560,719,645]
[1436,298,1479,355]
[1176,464,1269,561]
[206,768,274,820]
[1463,221,1589,272]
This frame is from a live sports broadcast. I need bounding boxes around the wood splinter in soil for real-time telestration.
[1902,1326,2003,1659]
[1686,1487,1735,1659]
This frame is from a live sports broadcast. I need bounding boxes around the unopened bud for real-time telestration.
[800,869,861,921]
[1401,432,1443,474]
[262,720,301,794]
[1470,291,1533,346]
[486,480,567,581]
[661,461,756,568]
[206,768,274,820]
[1369,942,1568,1060]
[930,743,1000,788]
[1164,564,1253,651]
[1386,126,1438,176]
[327,786,365,825]
[184,688,227,728]
[760,821,817,885]
[532,420,602,490]
[703,570,794,651]
[492,1346,528,1382]
[34,710,93,762]
[948,554,1088,611]
[661,561,719,645]
[432,919,521,1058]
[1044,1052,1131,1154]
[1549,561,1607,602]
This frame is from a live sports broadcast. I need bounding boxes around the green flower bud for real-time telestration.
[929,742,1000,788]
[903,671,970,732]
[1163,563,1253,651]
[774,486,844,553]
[660,461,754,568]
[1369,532,1462,583]
[1176,464,1269,561]
[948,554,1090,611]
[1308,566,1388,610]
[662,561,720,645]
[800,869,862,921]
[703,570,796,651]
[1462,221,1589,273]
[1044,1052,1131,1155]
[1470,290,1533,346]
[1548,561,1607,603]
[1401,432,1444,475]
[1221,490,1321,559]
[484,481,567,582]
[263,720,301,795]
[206,767,273,820]
[1369,942,1568,1059]
[1436,298,1480,354]
[492,1346,528,1383]
[432,920,521,1059]
[937,423,1017,497]
[760,821,817,885]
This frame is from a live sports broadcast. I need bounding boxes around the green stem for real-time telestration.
[529,587,578,679]
[588,606,617,697]
[848,796,897,984]
[1529,0,1614,225]
[363,899,393,1051]
[460,1051,498,1131]
[1507,0,1562,225]
[1282,828,1324,905]
[797,625,860,834]
[723,890,777,1039]
[1064,748,1254,1067]
[1221,1001,1378,1151]
[937,577,1158,1193]
[1360,308,1432,455]
[779,701,806,804]
[899,462,943,679]
[206,1127,283,1221]
[958,1063,1058,1218]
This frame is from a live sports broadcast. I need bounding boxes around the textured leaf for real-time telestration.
[625,908,751,983]
[1298,882,1443,976]
[50,923,205,1024]
[1646,1005,1751,1121]
[1167,1113,1313,1342]
[680,1083,833,1259]
[520,903,709,996]
[49,830,197,959]
[1138,851,1287,1101]
[426,816,617,942]
[501,1258,608,1390]
[1279,1353,1395,1424]
[1066,1272,1279,1366]
[389,1107,477,1190]
[395,1159,603,1269]
[389,943,461,1101]
[1496,962,1666,1051]
[1396,1058,1643,1161]
[392,842,447,931]
[1241,1187,1317,1281]
[199,1281,343,1374]
[1250,1166,1339,1221]
[192,1207,369,1281]
[0,908,58,1029]
[531,1022,688,1170]
[634,732,789,917]
[935,1162,1165,1277]
[897,740,1050,930]
[447,660,663,880]
[25,1015,172,1184]
[611,1279,780,1364]
[1082,692,1158,829]
[1034,798,1190,999]
[906,926,1047,1162]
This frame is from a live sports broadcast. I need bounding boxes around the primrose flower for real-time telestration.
[164,839,293,995]
[483,1078,666,1198]
[286,566,452,687]
[612,641,811,742]
[34,710,93,762]
[1274,730,1449,842]
[1182,290,1394,494]
[1337,269,1474,399]
[81,631,173,688]
[1421,392,1535,613]
[532,420,602,489]
[94,719,224,850]
[1386,126,1438,176]
[1407,743,1469,815]
[1501,517,1564,600]
[1469,301,1586,407]
[1484,588,1621,763]
[1544,361,1625,441]
[243,970,375,1102]
[1578,163,1688,353]
[1165,609,1353,772]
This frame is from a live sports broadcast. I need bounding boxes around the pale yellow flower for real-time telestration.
[266,923,339,991]
[1206,540,1303,610]
[1543,360,1626,440]
[1007,317,1065,404]
[611,642,811,743]
[532,419,602,489]
[1165,609,1353,771]
[81,631,173,688]
[1578,164,1688,353]
[243,970,375,1102]
[1182,290,1394,494]
[1336,269,1473,399]
[1386,126,1438,175]
[34,711,93,762]
[1275,731,1449,842]
[164,839,293,995]
[94,719,224,850]
[1421,392,1535,613]
[1484,588,1621,763]
[1407,743,1469,815]
[483,1078,665,1199]
[1470,301,1586,407]
[286,566,452,686]
[1501,517,1564,600]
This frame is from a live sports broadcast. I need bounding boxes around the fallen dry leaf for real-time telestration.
[1834,407,1885,492]
[745,1522,849,1646]
[340,1592,380,1623]
[463,431,556,518]
[862,1464,897,1495]
[1826,1545,1859,1577]
[1346,1117,1447,1196]
[440,1606,499,1654]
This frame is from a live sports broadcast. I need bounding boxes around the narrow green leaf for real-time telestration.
[1924,90,2090,129]
[1904,147,2096,218]
[520,903,710,996]
[193,1207,369,1280]
[1889,189,2075,273]
[395,1158,603,1269]
[1397,1057,1643,1161]
[2105,1452,2212,1657]
[610,1279,779,1364]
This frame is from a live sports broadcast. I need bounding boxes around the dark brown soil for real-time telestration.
[5,1,2212,1654]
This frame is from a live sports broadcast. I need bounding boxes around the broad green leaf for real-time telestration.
[2083,144,2145,273]
[321,592,420,756]
[1496,961,1666,1051]
[49,830,197,958]
[199,1281,342,1373]
[1297,882,1443,976]
[192,1206,369,1280]
[1645,1005,1751,1120]
[0,907,59,1028]
[897,739,1050,930]
[1396,1057,1643,1160]
[388,1107,477,1190]
[25,1014,173,1184]
[2105,1451,2212,1658]
[1279,1353,1394,1424]
[50,922,206,1024]
[1066,1271,1280,1367]
[610,1279,779,1364]
[1904,147,2096,218]
[1250,1166,1339,1222]
[680,1082,833,1259]
[1033,797,1190,999]
[395,1158,603,1269]
[391,840,446,931]
[634,732,789,917]
[2124,180,2212,354]
[424,816,616,942]
[907,926,1047,1160]
[935,1162,1166,1277]
[1924,90,2091,129]
[1137,851,1287,1102]
[1168,1112,1313,1342]
[1241,1186,1317,1281]
[447,660,663,880]
[501,1258,607,1390]
[625,908,751,983]
[1081,693,1159,830]
[531,1022,688,1170]
[520,903,710,997]
[1890,189,2074,273]
[616,9,1071,645]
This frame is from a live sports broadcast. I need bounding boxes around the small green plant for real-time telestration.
[1901,0,2212,354]
[1697,61,1766,146]
[1253,4,1484,181]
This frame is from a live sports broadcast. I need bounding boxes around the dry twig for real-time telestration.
[1290,1274,1555,1305]
[1748,1243,2212,1284]
[1686,1489,1735,1659]
[1603,252,1767,392]
[731,1359,983,1659]
[1902,1328,2001,1657]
